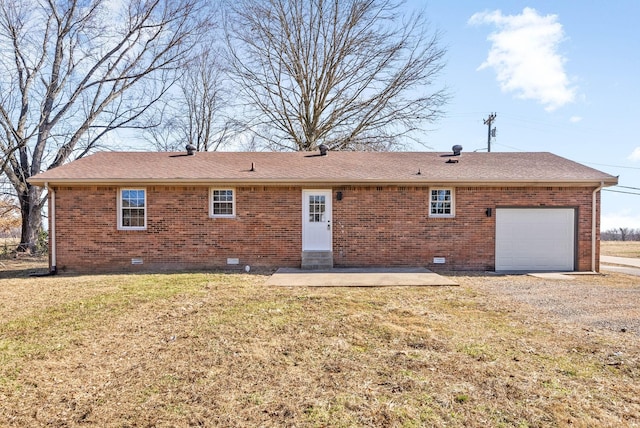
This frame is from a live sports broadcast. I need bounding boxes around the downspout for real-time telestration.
[45,182,57,275]
[592,181,604,272]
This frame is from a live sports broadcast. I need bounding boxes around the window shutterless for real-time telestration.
[118,188,147,230]
[210,188,236,218]
[429,188,454,217]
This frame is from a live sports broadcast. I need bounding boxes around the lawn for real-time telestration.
[601,240,640,258]
[0,269,638,427]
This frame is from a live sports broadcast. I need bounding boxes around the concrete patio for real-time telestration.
[264,267,458,287]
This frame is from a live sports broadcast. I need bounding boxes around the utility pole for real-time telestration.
[483,113,497,152]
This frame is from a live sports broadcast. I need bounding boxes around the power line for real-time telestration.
[440,111,640,173]
[603,189,640,196]
[581,162,640,170]
[496,112,609,135]
[492,142,525,152]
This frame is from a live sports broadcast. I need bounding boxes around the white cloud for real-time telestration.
[569,116,582,123]
[628,147,640,162]
[469,8,576,111]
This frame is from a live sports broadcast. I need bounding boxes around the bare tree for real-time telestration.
[601,228,640,241]
[619,227,630,242]
[145,47,236,152]
[0,0,209,252]
[225,0,448,152]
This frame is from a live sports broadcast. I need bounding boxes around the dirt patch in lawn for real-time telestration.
[1,270,639,427]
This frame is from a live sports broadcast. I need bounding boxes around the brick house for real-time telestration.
[28,150,617,274]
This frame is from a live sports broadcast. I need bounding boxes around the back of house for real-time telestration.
[28,149,617,274]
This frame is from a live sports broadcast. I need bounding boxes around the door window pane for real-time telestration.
[308,195,326,222]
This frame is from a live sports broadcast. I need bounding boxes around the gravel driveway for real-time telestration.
[460,272,640,337]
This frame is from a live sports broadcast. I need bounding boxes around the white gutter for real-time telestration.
[592,181,604,272]
[45,183,56,273]
[28,178,617,187]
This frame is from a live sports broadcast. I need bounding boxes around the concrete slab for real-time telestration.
[264,267,458,287]
[601,265,640,277]
[600,256,640,276]
[601,256,640,268]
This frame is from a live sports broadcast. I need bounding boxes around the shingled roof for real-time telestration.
[28,151,618,187]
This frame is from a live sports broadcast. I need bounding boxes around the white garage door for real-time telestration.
[495,208,575,271]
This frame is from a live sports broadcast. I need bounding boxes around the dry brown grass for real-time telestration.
[0,267,639,427]
[601,241,640,258]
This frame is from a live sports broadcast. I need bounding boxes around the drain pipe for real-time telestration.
[29,183,58,277]
[45,182,57,275]
[592,181,604,272]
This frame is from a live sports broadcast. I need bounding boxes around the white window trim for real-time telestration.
[429,187,455,218]
[210,188,236,218]
[117,188,147,230]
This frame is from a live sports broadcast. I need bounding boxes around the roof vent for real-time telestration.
[186,143,197,155]
[452,145,462,156]
[318,144,328,156]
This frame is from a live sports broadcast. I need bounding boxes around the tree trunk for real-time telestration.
[17,186,43,253]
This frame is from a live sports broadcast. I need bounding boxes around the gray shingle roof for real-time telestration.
[28,151,618,186]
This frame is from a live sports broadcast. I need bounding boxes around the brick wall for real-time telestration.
[51,184,599,273]
[333,185,597,271]
[53,185,301,273]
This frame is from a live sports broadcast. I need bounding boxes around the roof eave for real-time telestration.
[29,177,619,187]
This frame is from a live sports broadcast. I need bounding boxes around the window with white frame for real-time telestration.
[308,194,326,222]
[118,188,147,230]
[429,188,454,217]
[210,188,235,218]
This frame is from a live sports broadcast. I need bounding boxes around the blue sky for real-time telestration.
[406,1,640,230]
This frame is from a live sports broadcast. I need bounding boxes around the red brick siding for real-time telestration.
[53,185,301,273]
[333,185,596,271]
[51,184,599,273]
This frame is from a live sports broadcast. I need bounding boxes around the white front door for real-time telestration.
[302,190,332,251]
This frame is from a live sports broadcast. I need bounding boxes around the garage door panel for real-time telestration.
[496,208,575,271]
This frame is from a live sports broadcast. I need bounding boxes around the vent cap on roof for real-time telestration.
[186,143,197,155]
[452,145,462,156]
[318,144,328,156]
